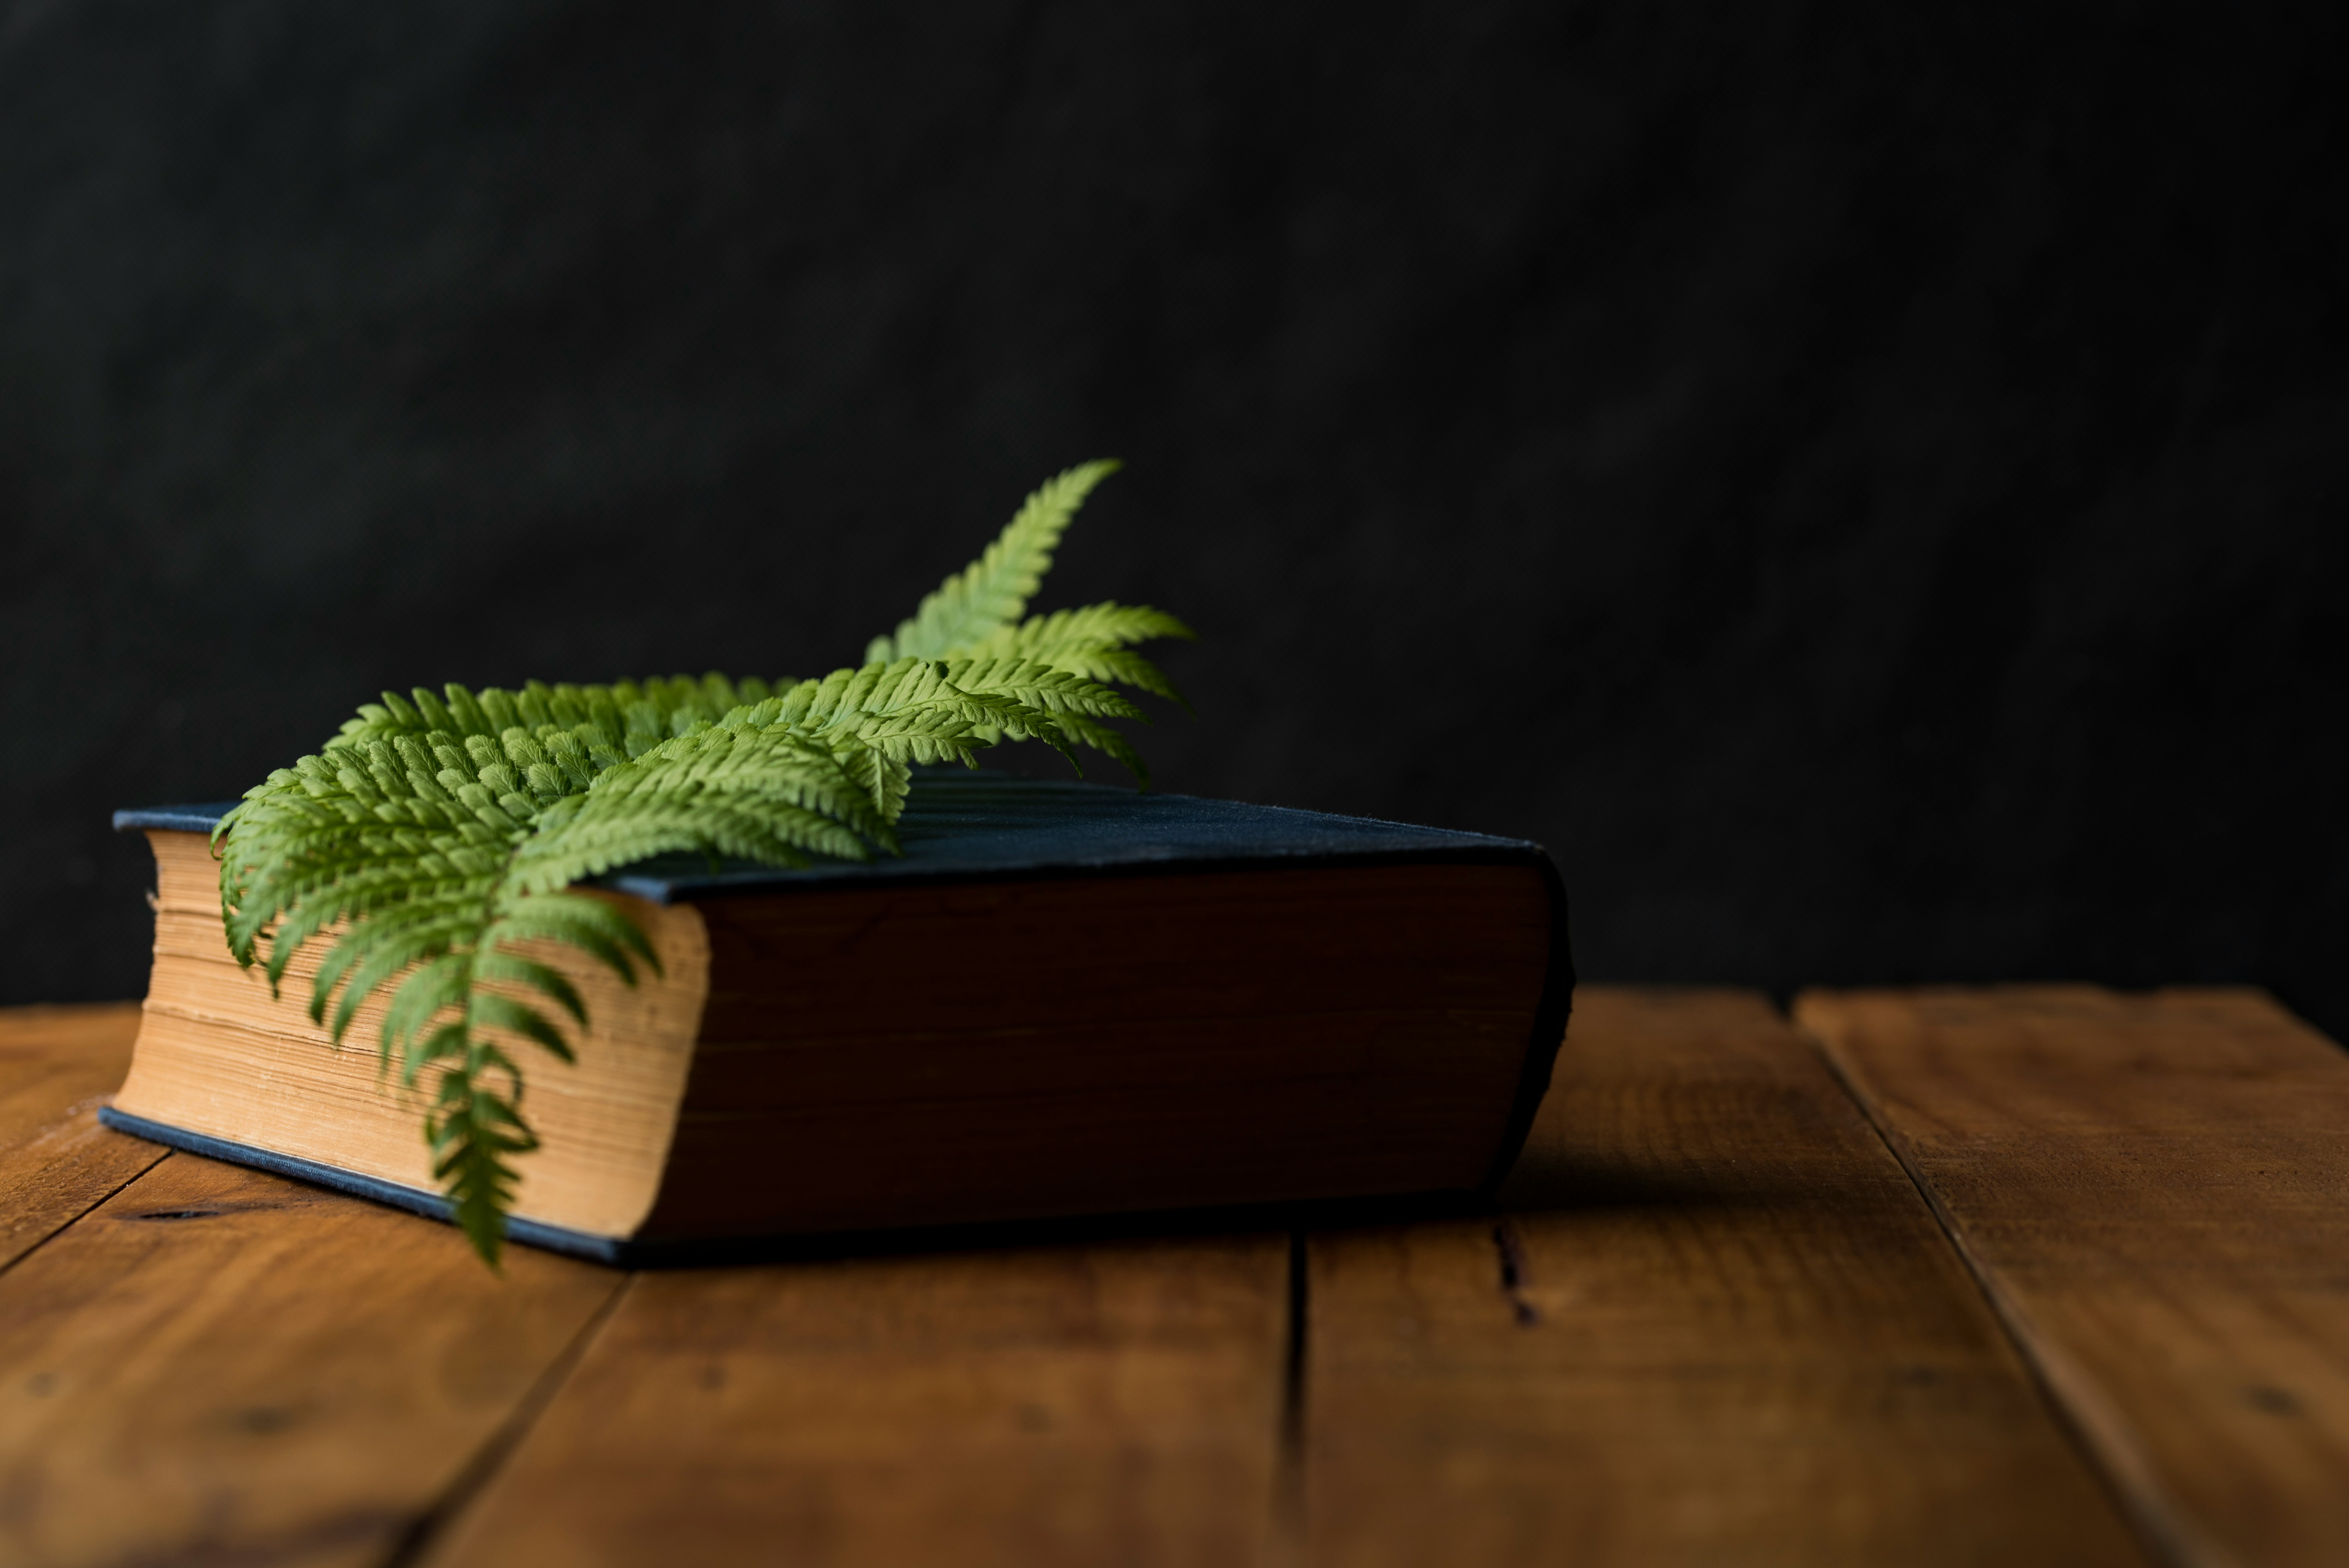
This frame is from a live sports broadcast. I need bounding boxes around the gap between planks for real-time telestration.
[1801,999,2207,1568]
[1265,1229,1309,1568]
[384,1273,641,1568]
[416,1233,1295,1567]
[1799,986,2349,1568]
[1294,986,2151,1567]
[0,1003,172,1278]
[0,1153,627,1568]
[0,1003,630,1568]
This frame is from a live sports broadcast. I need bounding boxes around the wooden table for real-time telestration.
[2,985,2344,1567]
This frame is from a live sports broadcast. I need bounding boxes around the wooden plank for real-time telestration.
[1303,986,2151,1567]
[424,1236,1290,1567]
[0,1152,623,1568]
[0,1003,168,1272]
[1797,985,2349,1568]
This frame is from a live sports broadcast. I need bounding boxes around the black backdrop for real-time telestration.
[3,2,2342,1036]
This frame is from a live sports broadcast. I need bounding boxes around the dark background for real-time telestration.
[3,2,2342,1034]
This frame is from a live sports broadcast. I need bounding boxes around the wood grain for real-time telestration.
[0,1152,622,1568]
[1301,987,2150,1567]
[1798,985,2349,1568]
[424,1236,1290,1568]
[0,1002,167,1273]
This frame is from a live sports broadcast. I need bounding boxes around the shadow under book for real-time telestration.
[106,772,1574,1263]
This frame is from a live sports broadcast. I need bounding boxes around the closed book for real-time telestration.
[105,771,1573,1263]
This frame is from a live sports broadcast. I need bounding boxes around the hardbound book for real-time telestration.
[105,771,1573,1263]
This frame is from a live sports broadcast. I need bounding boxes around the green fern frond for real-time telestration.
[959,604,1198,709]
[215,461,1191,1266]
[970,602,1196,656]
[867,460,1121,661]
[425,1030,536,1266]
